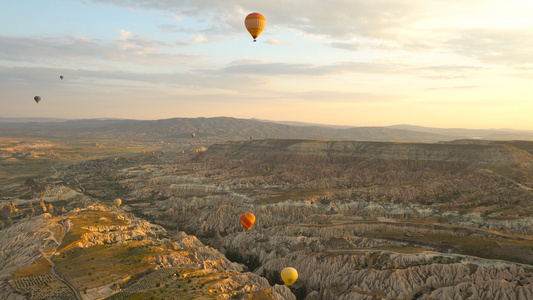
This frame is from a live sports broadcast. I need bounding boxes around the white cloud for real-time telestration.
[265,39,286,45]
[117,29,132,40]
[444,28,533,67]
[81,0,533,68]
[329,42,359,51]
[0,34,201,67]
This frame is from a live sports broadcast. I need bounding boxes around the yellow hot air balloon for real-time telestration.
[281,267,298,286]
[114,198,122,208]
[141,150,145,155]
[245,13,266,42]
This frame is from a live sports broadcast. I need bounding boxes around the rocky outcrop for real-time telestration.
[0,202,293,300]
[36,137,533,300]
[205,139,533,166]
[0,215,60,299]
[256,251,533,300]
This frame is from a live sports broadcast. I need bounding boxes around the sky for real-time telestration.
[1,0,533,130]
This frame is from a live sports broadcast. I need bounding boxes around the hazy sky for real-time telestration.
[1,0,533,130]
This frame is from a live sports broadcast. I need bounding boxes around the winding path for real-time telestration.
[48,221,82,300]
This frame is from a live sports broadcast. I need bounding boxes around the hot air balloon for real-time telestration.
[240,212,256,232]
[141,150,145,155]
[249,136,253,140]
[34,96,41,103]
[245,13,266,42]
[195,149,199,153]
[60,75,64,80]
[181,150,185,154]
[191,133,196,138]
[281,267,298,286]
[114,198,122,208]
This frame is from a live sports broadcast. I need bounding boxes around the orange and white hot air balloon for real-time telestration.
[245,13,266,42]
[240,212,256,232]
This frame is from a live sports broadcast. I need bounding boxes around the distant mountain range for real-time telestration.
[1,117,533,143]
[387,124,533,141]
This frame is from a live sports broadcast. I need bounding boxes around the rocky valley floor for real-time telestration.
[1,137,533,299]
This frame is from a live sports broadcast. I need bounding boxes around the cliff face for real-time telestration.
[205,139,533,166]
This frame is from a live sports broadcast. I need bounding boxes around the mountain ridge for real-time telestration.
[4,116,533,143]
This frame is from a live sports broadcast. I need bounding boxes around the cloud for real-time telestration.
[227,58,269,66]
[173,34,223,46]
[412,64,484,79]
[117,30,133,40]
[0,65,266,93]
[221,61,404,76]
[85,0,426,39]
[444,28,533,67]
[80,0,533,66]
[287,90,400,103]
[0,33,202,67]
[329,42,360,51]
[423,85,480,91]
[265,39,286,45]
[220,60,483,80]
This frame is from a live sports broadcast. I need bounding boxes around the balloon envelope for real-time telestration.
[60,75,64,80]
[141,150,145,154]
[34,96,41,103]
[245,13,266,41]
[240,212,256,231]
[114,198,122,208]
[191,133,196,138]
[281,267,298,286]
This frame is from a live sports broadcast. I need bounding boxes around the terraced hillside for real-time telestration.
[0,200,292,299]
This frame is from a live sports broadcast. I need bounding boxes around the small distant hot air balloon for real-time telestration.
[114,198,122,208]
[141,150,145,155]
[191,133,196,138]
[281,267,298,286]
[240,212,256,232]
[249,136,253,140]
[245,13,266,42]
[195,149,199,153]
[181,150,185,154]
[34,96,41,103]
[60,75,64,80]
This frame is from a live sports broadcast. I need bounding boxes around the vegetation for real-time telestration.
[2,133,533,299]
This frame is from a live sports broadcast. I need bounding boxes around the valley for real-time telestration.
[1,120,533,299]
